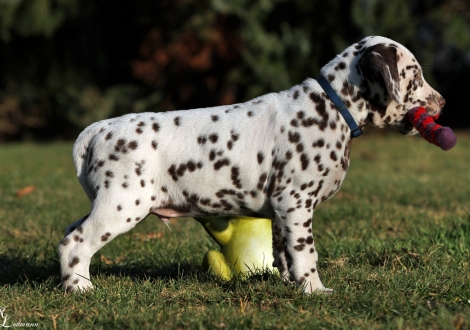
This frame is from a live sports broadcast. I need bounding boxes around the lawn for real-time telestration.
[0,129,469,329]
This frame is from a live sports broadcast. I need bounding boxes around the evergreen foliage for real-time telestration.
[0,0,469,140]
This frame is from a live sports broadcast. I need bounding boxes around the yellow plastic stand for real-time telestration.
[195,216,276,280]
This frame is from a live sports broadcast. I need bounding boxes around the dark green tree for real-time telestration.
[0,0,469,140]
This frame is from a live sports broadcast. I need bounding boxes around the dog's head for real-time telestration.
[357,37,445,134]
[322,36,445,135]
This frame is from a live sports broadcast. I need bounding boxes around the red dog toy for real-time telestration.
[406,107,457,151]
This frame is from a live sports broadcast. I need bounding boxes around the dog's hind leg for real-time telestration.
[59,193,154,292]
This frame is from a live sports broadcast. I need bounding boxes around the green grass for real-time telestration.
[0,130,469,329]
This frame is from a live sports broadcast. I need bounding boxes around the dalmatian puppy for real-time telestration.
[59,36,445,293]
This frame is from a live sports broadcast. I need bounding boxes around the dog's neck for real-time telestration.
[319,67,372,130]
[316,75,363,138]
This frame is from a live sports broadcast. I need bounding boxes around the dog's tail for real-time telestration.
[72,122,102,201]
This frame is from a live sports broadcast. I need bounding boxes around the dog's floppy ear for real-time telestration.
[360,44,401,103]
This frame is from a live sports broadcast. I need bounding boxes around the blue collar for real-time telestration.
[316,75,363,138]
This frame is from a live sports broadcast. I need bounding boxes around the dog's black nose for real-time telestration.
[438,96,446,108]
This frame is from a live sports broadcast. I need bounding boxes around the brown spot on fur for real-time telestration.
[288,131,301,143]
[69,256,80,268]
[197,136,207,144]
[300,154,309,170]
[128,141,138,150]
[209,134,218,143]
[257,173,267,190]
[335,62,346,70]
[330,151,338,161]
[231,167,242,189]
[312,139,325,148]
[214,158,230,170]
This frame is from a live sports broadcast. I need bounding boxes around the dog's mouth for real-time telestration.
[390,111,416,135]
[394,105,443,135]
[395,119,417,135]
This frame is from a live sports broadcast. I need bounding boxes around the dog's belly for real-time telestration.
[151,208,184,222]
[150,204,270,223]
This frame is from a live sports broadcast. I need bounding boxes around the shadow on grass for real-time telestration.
[92,261,280,289]
[0,250,230,289]
[0,250,282,294]
[0,253,60,286]
[93,260,201,281]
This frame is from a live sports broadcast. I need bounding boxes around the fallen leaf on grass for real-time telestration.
[327,256,349,268]
[51,315,58,330]
[8,229,22,238]
[133,231,164,241]
[100,255,125,265]
[15,185,36,198]
[8,228,37,239]
[100,255,113,265]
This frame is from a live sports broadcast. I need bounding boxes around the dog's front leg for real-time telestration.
[274,205,331,294]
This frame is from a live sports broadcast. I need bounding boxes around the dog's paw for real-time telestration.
[316,287,333,295]
[63,278,94,293]
[303,284,334,295]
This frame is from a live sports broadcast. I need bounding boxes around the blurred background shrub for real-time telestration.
[0,0,469,141]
